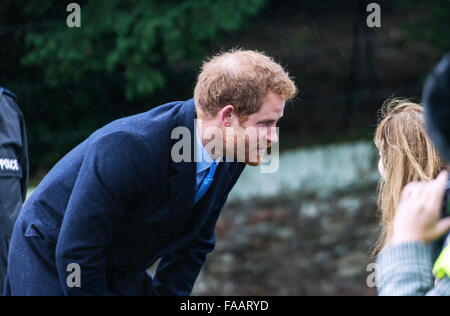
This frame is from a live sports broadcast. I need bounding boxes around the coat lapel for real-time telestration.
[167,99,233,236]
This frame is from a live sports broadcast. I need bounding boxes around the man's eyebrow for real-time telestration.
[257,114,283,123]
[257,119,276,123]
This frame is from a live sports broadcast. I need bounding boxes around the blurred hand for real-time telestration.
[391,171,450,245]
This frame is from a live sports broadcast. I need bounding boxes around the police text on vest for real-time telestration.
[0,158,19,172]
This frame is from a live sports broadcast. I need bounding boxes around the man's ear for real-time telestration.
[220,105,235,127]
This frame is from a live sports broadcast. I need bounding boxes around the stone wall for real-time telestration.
[193,141,381,296]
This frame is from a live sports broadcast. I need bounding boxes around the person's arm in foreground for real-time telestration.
[152,193,229,296]
[377,171,450,296]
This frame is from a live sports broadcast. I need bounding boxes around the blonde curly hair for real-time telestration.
[372,98,446,257]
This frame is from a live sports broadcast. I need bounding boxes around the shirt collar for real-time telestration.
[195,123,221,174]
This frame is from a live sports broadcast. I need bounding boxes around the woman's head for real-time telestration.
[372,98,446,256]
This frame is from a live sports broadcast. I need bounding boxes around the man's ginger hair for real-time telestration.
[194,49,297,120]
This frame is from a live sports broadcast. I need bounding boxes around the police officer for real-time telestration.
[0,87,28,294]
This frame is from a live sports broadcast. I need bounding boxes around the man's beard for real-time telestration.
[244,139,267,166]
[222,129,270,166]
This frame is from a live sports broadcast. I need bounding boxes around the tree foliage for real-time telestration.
[390,0,450,52]
[1,0,447,174]
[22,0,268,100]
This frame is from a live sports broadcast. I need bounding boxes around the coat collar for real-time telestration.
[166,100,235,235]
[170,99,231,178]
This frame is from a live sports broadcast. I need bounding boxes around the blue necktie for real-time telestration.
[194,161,218,204]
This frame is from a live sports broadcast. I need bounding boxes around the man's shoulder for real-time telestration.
[0,87,16,99]
[91,99,194,142]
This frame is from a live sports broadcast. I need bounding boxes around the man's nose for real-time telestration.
[266,127,279,144]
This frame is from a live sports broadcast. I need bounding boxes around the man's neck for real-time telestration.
[195,107,222,160]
